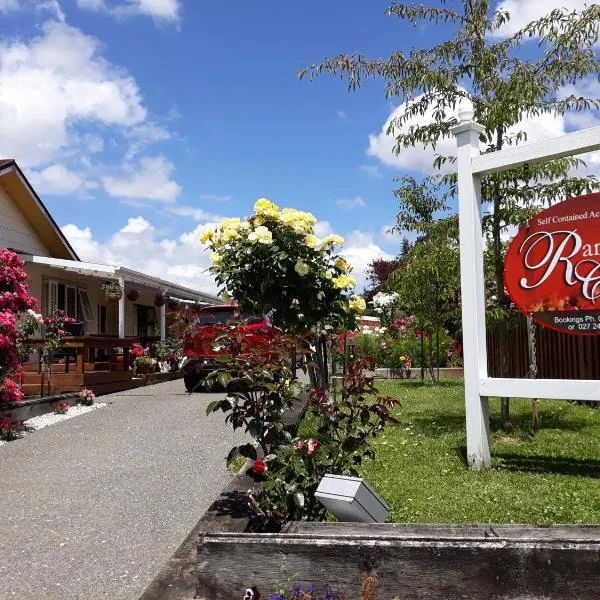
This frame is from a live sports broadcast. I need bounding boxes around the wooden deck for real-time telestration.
[20,336,159,396]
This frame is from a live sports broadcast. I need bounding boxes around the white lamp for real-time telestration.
[315,474,390,523]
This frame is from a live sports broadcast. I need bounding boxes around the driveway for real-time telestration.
[0,379,245,599]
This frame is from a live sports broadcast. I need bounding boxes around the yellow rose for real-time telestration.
[210,252,223,265]
[295,260,309,276]
[348,294,366,314]
[304,234,319,248]
[322,234,344,247]
[199,229,214,243]
[335,257,349,271]
[333,274,357,290]
[254,198,280,219]
[221,217,241,229]
[248,225,273,245]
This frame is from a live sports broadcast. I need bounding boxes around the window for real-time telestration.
[44,280,59,315]
[98,304,107,334]
[79,289,94,321]
[66,285,77,320]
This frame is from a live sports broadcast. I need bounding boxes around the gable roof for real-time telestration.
[0,159,79,261]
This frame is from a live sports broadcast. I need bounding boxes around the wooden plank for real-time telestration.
[472,125,600,175]
[197,526,600,600]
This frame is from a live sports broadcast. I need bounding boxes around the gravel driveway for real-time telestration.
[0,379,246,600]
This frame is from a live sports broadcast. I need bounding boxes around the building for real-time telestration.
[0,159,219,394]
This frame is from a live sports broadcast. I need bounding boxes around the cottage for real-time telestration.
[0,159,218,395]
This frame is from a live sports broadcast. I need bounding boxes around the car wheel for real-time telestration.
[184,374,202,393]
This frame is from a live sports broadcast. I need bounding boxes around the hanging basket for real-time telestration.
[126,288,140,302]
[102,281,123,301]
[154,293,166,307]
[167,298,179,311]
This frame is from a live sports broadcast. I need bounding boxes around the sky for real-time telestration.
[0,0,598,294]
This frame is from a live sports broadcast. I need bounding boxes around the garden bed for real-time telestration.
[188,377,600,599]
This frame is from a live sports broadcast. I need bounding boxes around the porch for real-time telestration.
[19,336,158,397]
[18,255,219,396]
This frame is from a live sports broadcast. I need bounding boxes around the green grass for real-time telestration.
[352,378,600,524]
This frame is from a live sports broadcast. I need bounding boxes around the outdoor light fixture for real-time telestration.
[315,474,390,523]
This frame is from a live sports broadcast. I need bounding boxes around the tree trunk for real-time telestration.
[420,335,425,382]
[436,327,440,383]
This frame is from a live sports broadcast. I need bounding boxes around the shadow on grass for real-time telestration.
[494,453,600,478]
[489,408,591,434]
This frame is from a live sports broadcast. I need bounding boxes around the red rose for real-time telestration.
[307,439,320,456]
[253,459,266,475]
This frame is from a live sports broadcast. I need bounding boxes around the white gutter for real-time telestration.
[21,254,220,303]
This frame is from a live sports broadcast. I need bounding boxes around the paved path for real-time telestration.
[0,380,246,600]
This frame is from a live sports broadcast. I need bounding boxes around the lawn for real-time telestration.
[349,378,600,524]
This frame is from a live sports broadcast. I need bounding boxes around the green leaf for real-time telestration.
[205,400,221,415]
[217,371,232,388]
[226,447,240,467]
[238,443,257,460]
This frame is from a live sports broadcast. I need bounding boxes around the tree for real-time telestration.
[363,256,402,303]
[300,1,600,427]
[389,217,461,380]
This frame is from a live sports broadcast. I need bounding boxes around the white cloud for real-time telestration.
[198,193,233,203]
[62,218,219,294]
[337,111,347,120]
[29,164,90,196]
[367,97,457,175]
[125,122,171,159]
[0,0,64,18]
[360,164,383,178]
[119,216,152,234]
[493,0,590,38]
[336,196,366,209]
[62,215,391,295]
[368,93,600,176]
[76,0,181,23]
[313,220,334,238]
[167,205,227,222]
[0,0,19,11]
[342,231,393,290]
[0,21,146,168]
[102,155,181,202]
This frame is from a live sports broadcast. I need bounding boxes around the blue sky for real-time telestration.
[0,0,596,293]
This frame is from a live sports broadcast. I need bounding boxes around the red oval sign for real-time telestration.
[504,192,600,335]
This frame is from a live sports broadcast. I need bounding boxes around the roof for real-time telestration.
[20,254,220,304]
[0,159,79,260]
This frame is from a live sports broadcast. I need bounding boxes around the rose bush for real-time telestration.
[0,249,37,403]
[249,359,400,528]
[205,325,302,464]
[201,199,363,335]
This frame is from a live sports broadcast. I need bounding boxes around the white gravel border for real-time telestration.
[24,403,107,431]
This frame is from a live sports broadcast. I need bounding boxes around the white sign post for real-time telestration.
[451,98,600,468]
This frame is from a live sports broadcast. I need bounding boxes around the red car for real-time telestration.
[181,304,275,392]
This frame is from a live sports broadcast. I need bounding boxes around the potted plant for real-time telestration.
[126,288,140,301]
[135,355,154,375]
[154,292,166,307]
[167,298,179,311]
[102,281,123,301]
[154,339,175,373]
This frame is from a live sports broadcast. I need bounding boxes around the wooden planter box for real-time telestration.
[197,523,600,599]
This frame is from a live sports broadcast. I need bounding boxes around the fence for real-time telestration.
[487,317,600,380]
